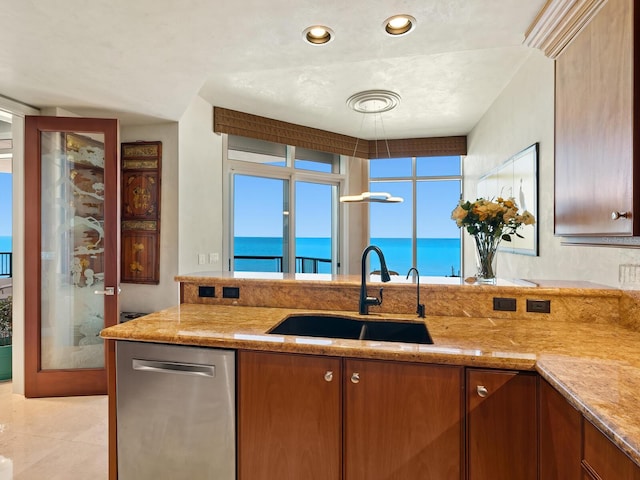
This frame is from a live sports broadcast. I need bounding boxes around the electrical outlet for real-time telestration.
[526,299,551,314]
[198,253,206,265]
[493,297,516,312]
[223,286,240,299]
[198,286,215,298]
[209,252,219,264]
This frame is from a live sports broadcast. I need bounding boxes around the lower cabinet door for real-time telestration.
[539,379,582,480]
[237,351,342,480]
[344,359,464,480]
[583,419,640,480]
[467,369,538,480]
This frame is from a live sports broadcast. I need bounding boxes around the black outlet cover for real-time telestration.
[527,299,551,314]
[223,286,240,299]
[198,286,215,298]
[493,297,517,312]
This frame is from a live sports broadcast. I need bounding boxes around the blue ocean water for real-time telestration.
[234,237,460,277]
[0,236,11,253]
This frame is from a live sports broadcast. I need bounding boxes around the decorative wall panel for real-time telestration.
[121,141,162,284]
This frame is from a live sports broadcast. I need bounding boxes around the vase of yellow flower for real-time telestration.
[451,197,535,284]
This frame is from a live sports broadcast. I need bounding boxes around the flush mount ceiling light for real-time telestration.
[383,14,416,36]
[302,25,335,45]
[346,89,401,114]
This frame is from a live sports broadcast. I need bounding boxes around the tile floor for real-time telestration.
[0,381,108,479]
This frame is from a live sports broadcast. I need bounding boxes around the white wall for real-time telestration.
[465,49,640,287]
[178,95,224,274]
[4,99,39,395]
[10,116,26,394]
[119,123,180,313]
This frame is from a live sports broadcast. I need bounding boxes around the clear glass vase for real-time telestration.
[473,233,500,285]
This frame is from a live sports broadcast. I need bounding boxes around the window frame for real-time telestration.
[222,134,347,274]
[368,156,464,277]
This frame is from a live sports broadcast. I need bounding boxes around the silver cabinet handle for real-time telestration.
[324,371,333,382]
[351,372,360,384]
[132,359,215,378]
[612,211,631,220]
[94,286,118,296]
[476,385,488,398]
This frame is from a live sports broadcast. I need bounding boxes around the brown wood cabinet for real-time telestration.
[466,369,538,480]
[555,0,639,236]
[237,351,342,480]
[344,359,463,480]
[583,419,640,480]
[238,351,464,480]
[539,379,582,480]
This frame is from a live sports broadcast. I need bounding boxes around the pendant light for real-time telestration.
[340,89,404,204]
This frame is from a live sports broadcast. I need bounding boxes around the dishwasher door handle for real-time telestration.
[132,359,216,377]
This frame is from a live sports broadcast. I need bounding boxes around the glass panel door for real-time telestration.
[295,181,334,273]
[233,174,289,272]
[25,116,119,397]
[40,131,106,370]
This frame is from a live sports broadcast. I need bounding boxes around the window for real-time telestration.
[226,135,343,274]
[369,156,462,277]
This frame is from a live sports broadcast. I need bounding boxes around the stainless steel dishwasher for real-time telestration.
[116,341,235,479]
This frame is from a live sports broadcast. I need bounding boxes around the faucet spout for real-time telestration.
[360,245,391,315]
[406,267,425,318]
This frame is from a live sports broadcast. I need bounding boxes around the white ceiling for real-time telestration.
[0,0,546,139]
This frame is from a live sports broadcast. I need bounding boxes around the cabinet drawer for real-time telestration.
[583,420,640,480]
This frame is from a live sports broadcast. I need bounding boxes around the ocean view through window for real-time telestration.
[0,171,12,278]
[227,135,342,274]
[233,236,459,276]
[226,134,462,276]
[368,156,462,277]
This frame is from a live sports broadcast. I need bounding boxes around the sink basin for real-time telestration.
[268,314,433,345]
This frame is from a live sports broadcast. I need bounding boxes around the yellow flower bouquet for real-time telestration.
[451,197,535,283]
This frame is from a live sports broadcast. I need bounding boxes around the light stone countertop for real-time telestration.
[102,301,640,466]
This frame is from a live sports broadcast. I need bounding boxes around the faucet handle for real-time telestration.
[378,288,384,304]
[417,303,425,318]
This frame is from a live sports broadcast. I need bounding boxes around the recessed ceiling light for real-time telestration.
[302,25,334,45]
[383,14,416,36]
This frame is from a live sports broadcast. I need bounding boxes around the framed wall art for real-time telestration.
[476,143,539,256]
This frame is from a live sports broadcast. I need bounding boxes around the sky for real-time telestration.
[0,173,11,236]
[233,156,462,239]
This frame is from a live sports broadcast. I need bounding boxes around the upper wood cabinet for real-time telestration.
[555,0,639,236]
[466,369,538,480]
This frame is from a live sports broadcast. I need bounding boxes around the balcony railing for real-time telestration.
[0,252,11,278]
[234,255,331,274]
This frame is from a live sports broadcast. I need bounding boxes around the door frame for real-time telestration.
[24,116,120,397]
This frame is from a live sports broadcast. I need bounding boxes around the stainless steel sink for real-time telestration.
[268,314,433,344]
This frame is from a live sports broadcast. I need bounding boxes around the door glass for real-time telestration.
[295,182,333,273]
[40,132,106,370]
[233,175,289,272]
